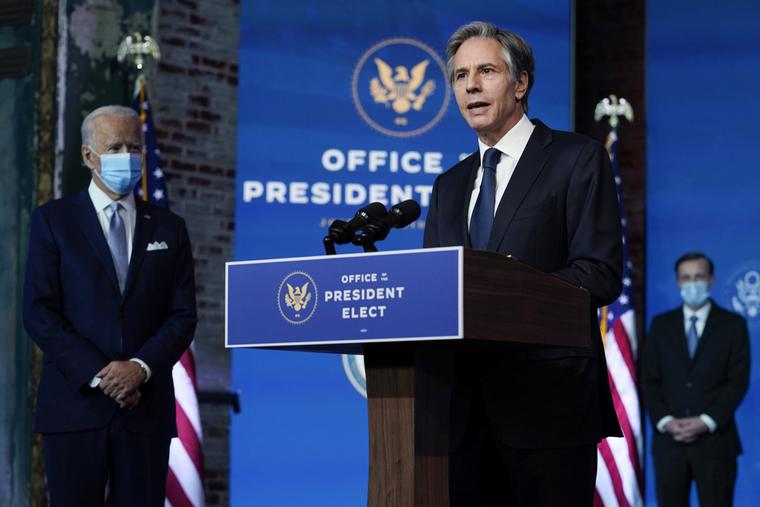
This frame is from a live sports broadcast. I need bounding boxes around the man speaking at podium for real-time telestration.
[424,22,623,506]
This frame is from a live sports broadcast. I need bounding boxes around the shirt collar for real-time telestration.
[88,178,136,214]
[683,300,712,322]
[477,114,535,165]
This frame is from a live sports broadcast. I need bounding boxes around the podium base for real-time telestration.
[365,343,455,507]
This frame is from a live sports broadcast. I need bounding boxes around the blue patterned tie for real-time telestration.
[687,315,699,357]
[107,202,128,294]
[470,148,501,249]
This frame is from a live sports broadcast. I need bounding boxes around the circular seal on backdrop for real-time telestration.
[277,271,318,325]
[722,260,760,330]
[352,37,451,138]
[342,354,367,398]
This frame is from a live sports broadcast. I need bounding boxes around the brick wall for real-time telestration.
[575,0,647,342]
[152,1,240,505]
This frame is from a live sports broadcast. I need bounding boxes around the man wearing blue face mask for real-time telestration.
[23,105,197,506]
[642,252,750,507]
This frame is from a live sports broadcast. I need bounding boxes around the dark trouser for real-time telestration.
[449,393,597,507]
[42,414,171,507]
[654,451,736,507]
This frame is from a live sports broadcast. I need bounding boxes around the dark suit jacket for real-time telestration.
[641,302,750,459]
[423,119,623,448]
[23,189,197,437]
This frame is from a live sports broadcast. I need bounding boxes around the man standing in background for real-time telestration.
[642,252,750,507]
[23,105,197,506]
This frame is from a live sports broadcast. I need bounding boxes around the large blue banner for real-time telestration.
[233,2,571,504]
[647,1,760,505]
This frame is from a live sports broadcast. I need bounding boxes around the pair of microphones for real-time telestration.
[324,200,421,254]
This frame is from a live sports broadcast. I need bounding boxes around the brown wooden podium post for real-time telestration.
[363,249,591,507]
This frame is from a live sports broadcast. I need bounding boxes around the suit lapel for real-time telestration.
[74,190,121,293]
[669,310,692,363]
[459,153,479,247]
[123,200,157,301]
[692,303,718,363]
[488,120,552,252]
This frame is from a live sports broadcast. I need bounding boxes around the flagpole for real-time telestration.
[595,95,632,345]
[117,33,161,202]
[139,77,148,201]
[595,93,634,338]
[593,95,643,507]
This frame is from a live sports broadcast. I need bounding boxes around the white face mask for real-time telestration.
[89,147,143,195]
[680,281,710,308]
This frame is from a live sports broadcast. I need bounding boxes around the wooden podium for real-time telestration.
[362,249,589,507]
[225,247,590,507]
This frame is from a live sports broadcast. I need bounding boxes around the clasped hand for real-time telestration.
[97,361,145,409]
[664,417,709,443]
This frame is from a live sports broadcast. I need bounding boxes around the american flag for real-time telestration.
[133,78,206,507]
[594,130,643,507]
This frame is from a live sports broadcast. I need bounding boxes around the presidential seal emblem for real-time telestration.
[277,271,318,324]
[352,37,450,138]
[727,267,760,319]
[342,354,367,398]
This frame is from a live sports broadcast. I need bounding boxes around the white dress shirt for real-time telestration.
[87,179,151,385]
[467,114,535,228]
[656,301,716,433]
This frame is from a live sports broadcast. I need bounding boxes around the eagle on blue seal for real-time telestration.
[352,37,450,138]
[277,271,318,325]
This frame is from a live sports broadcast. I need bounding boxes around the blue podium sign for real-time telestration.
[226,247,463,348]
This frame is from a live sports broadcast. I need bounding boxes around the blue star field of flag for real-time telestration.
[133,83,168,208]
[602,132,635,327]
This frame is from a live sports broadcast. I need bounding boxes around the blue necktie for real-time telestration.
[687,315,699,357]
[470,148,501,249]
[107,202,128,294]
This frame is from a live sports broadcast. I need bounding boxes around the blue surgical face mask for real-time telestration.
[680,281,711,308]
[90,148,142,195]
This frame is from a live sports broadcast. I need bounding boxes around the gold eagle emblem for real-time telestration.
[284,282,312,312]
[370,58,436,114]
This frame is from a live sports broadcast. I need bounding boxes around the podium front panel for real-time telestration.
[226,247,463,348]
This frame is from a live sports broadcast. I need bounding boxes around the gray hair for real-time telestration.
[446,21,535,113]
[81,105,139,146]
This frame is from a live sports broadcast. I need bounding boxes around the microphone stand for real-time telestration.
[323,235,337,256]
[323,231,377,255]
[352,222,387,253]
[353,236,378,253]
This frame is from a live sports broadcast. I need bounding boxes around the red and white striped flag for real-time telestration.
[166,349,206,507]
[595,131,643,507]
[132,80,206,507]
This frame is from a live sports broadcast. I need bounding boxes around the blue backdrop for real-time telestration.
[232,1,572,504]
[646,1,760,505]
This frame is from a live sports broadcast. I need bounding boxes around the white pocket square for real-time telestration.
[146,241,169,251]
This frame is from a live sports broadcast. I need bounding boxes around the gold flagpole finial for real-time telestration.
[594,95,634,131]
[117,32,161,71]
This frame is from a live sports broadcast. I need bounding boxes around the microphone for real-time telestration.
[327,202,388,244]
[355,200,421,245]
